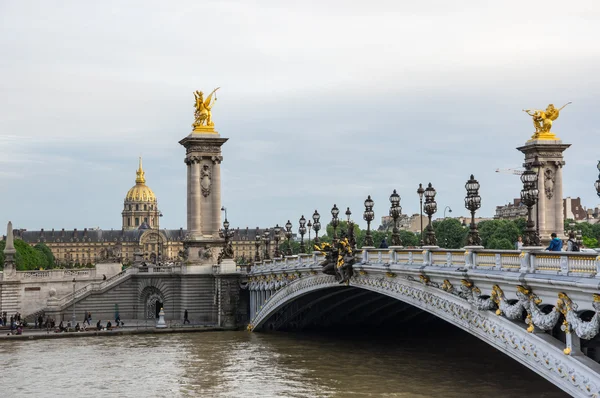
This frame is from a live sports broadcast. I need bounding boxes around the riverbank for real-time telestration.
[0,325,237,341]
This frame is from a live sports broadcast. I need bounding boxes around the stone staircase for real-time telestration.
[1,282,21,316]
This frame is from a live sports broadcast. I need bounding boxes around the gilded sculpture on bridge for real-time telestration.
[314,238,355,285]
[522,102,571,140]
[192,87,220,132]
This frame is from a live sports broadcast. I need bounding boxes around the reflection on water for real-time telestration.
[0,326,567,397]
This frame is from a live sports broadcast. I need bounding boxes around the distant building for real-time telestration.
[494,199,528,220]
[10,158,278,265]
[495,197,596,223]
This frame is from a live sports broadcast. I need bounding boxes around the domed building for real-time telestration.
[122,158,159,230]
[15,158,278,265]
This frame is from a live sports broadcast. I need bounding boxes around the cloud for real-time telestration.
[1,0,599,231]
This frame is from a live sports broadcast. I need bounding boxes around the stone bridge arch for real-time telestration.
[249,274,600,397]
[138,279,172,319]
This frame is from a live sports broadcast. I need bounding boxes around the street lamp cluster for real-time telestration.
[464,175,482,246]
[520,165,541,246]
[247,161,599,263]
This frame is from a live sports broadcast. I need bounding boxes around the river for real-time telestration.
[0,325,567,397]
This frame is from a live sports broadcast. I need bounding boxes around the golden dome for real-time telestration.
[125,157,157,203]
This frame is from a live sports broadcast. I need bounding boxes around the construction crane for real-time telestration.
[495,168,524,176]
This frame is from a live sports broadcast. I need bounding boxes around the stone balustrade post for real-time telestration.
[560,255,569,276]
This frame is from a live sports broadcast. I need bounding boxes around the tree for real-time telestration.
[487,237,514,250]
[34,243,55,269]
[478,220,521,249]
[0,238,47,271]
[398,230,419,247]
[432,219,468,249]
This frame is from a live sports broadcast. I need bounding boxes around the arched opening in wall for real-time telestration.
[141,286,164,319]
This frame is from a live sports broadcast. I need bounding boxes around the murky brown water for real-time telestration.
[0,328,567,397]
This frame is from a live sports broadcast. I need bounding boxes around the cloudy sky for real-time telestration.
[1,0,599,232]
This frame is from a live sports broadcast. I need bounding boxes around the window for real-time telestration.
[136,204,139,211]
[135,217,140,226]
[144,204,147,211]
[127,219,131,226]
[144,217,148,223]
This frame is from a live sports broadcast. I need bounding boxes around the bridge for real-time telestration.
[248,246,600,397]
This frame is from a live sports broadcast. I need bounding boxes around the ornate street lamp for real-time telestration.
[263,228,271,260]
[520,167,541,246]
[423,183,438,246]
[389,189,402,246]
[330,204,340,239]
[218,218,235,262]
[285,220,293,255]
[363,195,375,247]
[299,215,307,254]
[312,210,321,245]
[595,160,600,198]
[417,183,425,246]
[273,224,282,258]
[345,207,356,248]
[307,219,312,250]
[254,227,261,262]
[464,175,482,246]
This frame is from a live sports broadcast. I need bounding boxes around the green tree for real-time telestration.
[432,219,468,249]
[0,239,46,271]
[487,237,514,250]
[478,220,521,249]
[34,243,55,269]
[398,230,419,247]
[278,240,302,255]
[583,236,598,249]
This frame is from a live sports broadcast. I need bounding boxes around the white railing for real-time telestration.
[17,268,96,280]
[248,247,600,279]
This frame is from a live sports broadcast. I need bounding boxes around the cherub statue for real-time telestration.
[523,102,571,138]
[193,88,220,127]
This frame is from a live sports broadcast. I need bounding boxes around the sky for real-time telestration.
[1,0,599,232]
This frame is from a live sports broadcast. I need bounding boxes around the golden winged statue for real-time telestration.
[523,102,571,140]
[193,87,220,129]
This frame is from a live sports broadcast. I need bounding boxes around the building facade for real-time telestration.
[15,159,277,265]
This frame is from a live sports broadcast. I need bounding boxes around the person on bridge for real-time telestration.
[379,237,389,249]
[546,233,563,251]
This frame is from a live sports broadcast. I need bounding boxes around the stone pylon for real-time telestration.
[517,140,570,243]
[179,129,228,269]
[3,221,17,278]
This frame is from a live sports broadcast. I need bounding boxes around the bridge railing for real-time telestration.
[248,246,600,278]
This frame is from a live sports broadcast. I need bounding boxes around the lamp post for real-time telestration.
[417,183,425,246]
[307,219,312,250]
[312,210,321,245]
[443,206,452,219]
[218,218,235,262]
[345,207,356,248]
[285,220,293,255]
[363,195,375,247]
[389,189,402,246]
[263,228,271,260]
[520,166,541,246]
[331,204,340,239]
[273,224,282,258]
[299,215,307,254]
[156,211,163,265]
[423,183,438,246]
[531,155,542,238]
[595,160,600,198]
[72,277,76,328]
[464,174,482,246]
[254,227,261,262]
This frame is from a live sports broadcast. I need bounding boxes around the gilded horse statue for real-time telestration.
[523,102,571,139]
[193,88,220,128]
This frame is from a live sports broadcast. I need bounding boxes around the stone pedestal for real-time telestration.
[156,308,167,328]
[179,132,228,268]
[517,140,570,244]
[3,221,17,279]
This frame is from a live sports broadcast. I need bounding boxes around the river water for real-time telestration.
[0,327,567,397]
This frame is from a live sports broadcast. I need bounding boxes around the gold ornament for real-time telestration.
[522,102,571,141]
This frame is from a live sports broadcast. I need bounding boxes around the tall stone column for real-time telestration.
[518,141,570,243]
[180,133,228,268]
[3,221,17,279]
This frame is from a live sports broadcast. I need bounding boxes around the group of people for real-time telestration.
[1,311,25,335]
[515,232,585,252]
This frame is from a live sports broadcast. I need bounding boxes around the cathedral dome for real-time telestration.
[125,158,157,203]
